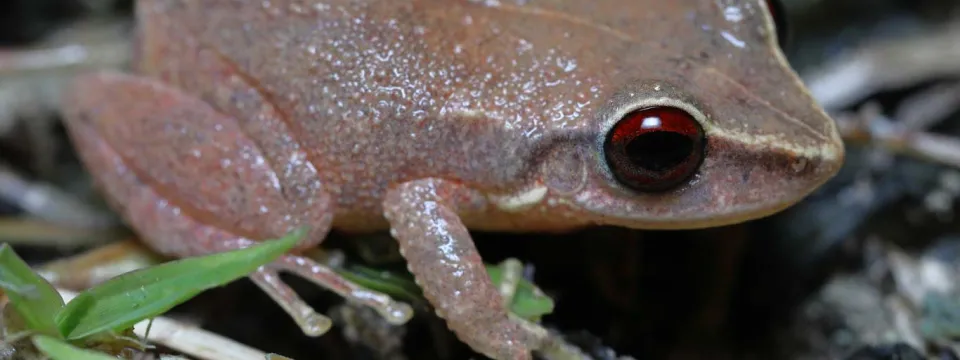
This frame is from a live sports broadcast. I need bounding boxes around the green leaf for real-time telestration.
[0,244,65,336]
[336,266,425,303]
[337,262,554,320]
[32,334,118,360]
[55,228,307,340]
[487,265,554,320]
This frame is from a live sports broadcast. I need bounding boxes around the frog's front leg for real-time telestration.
[60,71,411,336]
[383,179,539,360]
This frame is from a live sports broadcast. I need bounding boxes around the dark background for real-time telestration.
[3,1,960,359]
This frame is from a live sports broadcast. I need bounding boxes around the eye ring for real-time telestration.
[603,106,706,193]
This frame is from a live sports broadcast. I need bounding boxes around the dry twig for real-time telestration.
[805,21,960,111]
[0,161,116,228]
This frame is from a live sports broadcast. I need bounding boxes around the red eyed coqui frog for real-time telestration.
[60,0,844,359]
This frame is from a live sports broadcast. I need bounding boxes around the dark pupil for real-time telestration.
[624,131,693,172]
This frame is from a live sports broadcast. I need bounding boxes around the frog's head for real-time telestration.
[526,0,844,229]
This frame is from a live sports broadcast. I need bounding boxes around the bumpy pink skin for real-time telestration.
[60,1,844,359]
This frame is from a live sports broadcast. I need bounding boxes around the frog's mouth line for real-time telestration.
[561,190,803,231]
[600,199,800,231]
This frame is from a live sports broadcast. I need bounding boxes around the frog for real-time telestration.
[59,0,844,359]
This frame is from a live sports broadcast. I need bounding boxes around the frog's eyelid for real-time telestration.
[597,95,709,154]
[596,81,710,136]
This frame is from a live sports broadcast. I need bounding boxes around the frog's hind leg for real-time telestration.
[62,109,333,335]
[60,71,411,336]
[61,71,331,249]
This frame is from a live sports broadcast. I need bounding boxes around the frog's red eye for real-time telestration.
[603,106,705,192]
[765,0,789,47]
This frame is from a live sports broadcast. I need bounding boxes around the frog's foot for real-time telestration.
[384,179,541,360]
[267,253,414,325]
[249,268,332,336]
[250,257,416,336]
[59,71,411,337]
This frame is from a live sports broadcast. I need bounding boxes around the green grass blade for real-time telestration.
[487,265,554,320]
[55,228,307,340]
[0,244,65,337]
[32,334,118,360]
[336,266,424,303]
[337,262,555,320]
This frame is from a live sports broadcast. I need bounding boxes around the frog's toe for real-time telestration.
[250,268,333,336]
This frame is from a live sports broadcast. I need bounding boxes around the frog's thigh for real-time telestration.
[61,71,332,247]
[383,179,536,360]
[60,71,381,337]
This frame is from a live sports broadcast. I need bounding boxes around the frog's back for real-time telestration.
[134,0,562,227]
[131,0,843,234]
